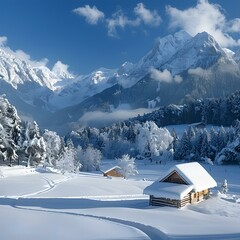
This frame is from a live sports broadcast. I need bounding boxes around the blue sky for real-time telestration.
[0,0,239,75]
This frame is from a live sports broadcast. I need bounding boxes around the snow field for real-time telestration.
[0,162,240,240]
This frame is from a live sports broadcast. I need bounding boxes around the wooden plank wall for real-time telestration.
[150,189,210,208]
[150,195,190,208]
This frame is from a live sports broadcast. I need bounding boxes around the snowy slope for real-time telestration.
[49,68,117,109]
[234,49,240,63]
[0,163,239,240]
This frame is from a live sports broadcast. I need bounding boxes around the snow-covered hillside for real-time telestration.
[0,162,239,240]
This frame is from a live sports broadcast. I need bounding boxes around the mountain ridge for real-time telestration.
[0,30,240,132]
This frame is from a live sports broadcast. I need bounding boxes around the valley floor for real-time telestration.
[0,162,240,240]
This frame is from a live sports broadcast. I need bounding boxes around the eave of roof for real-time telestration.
[144,182,194,200]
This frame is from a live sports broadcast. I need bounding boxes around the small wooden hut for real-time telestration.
[103,166,123,178]
[144,162,217,208]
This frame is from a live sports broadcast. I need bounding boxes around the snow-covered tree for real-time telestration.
[221,179,228,194]
[174,130,191,160]
[0,96,21,165]
[135,121,173,158]
[77,145,102,172]
[117,154,138,179]
[24,121,46,166]
[43,129,62,166]
[56,139,79,173]
[215,137,240,165]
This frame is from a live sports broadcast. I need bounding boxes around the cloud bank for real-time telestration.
[78,107,154,128]
[166,0,240,47]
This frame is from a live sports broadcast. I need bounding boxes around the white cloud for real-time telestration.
[107,10,140,37]
[150,68,173,83]
[150,68,182,84]
[0,36,7,46]
[0,36,48,67]
[166,0,240,47]
[73,3,161,37]
[52,61,74,79]
[188,67,211,76]
[73,5,104,25]
[14,49,48,67]
[227,18,240,32]
[134,3,161,26]
[174,75,183,83]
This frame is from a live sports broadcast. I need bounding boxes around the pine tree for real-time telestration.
[221,179,228,194]
[0,96,21,165]
[200,129,210,159]
[24,121,46,166]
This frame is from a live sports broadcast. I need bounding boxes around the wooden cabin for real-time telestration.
[103,166,123,177]
[144,162,217,208]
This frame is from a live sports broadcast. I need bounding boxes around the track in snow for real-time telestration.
[11,205,167,240]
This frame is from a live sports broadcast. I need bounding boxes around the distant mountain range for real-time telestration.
[0,30,240,133]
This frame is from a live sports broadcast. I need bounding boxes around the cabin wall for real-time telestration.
[150,189,210,208]
[150,195,190,208]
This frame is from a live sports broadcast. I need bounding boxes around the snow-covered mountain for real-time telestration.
[0,48,59,90]
[0,47,77,108]
[115,30,191,88]
[162,31,230,75]
[49,31,240,131]
[49,67,117,109]
[1,30,240,132]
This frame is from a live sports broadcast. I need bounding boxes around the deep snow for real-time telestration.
[0,162,240,240]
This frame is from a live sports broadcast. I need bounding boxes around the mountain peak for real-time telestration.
[193,31,220,48]
[173,30,192,42]
[162,31,227,75]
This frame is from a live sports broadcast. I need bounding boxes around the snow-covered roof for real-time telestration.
[144,162,217,199]
[144,182,194,200]
[163,162,217,192]
[101,165,121,174]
